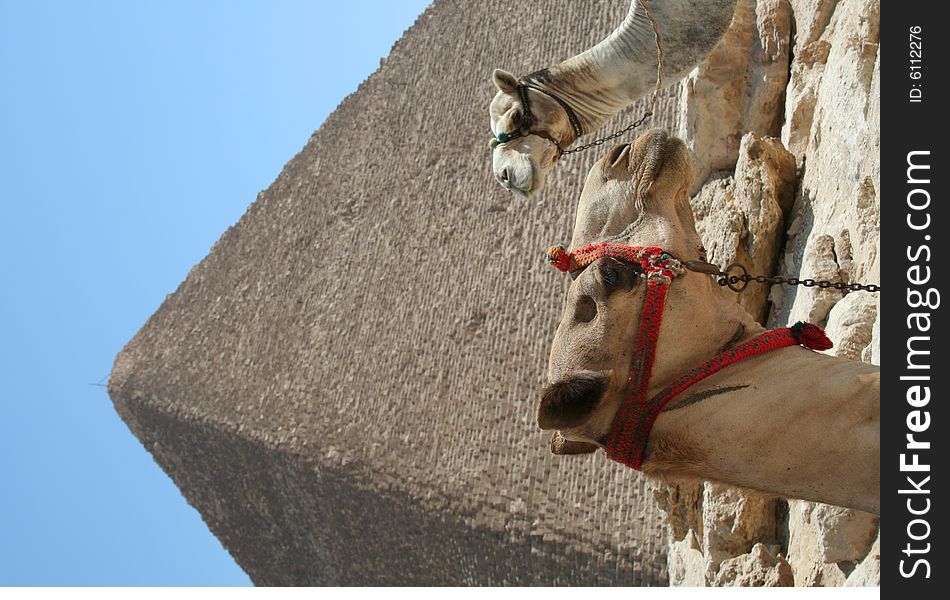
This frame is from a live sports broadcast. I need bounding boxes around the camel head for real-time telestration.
[537,129,748,455]
[488,69,577,198]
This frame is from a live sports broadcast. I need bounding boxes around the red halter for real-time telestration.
[546,242,832,471]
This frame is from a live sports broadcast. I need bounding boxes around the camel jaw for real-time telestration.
[551,431,600,455]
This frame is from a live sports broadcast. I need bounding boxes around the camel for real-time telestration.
[537,129,880,515]
[488,0,738,197]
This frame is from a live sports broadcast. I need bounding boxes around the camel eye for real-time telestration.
[512,111,522,127]
[600,265,618,285]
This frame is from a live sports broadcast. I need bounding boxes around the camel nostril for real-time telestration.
[501,168,511,182]
[575,295,597,323]
[537,372,607,430]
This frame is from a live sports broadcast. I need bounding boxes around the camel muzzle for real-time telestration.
[544,241,835,471]
[537,371,608,430]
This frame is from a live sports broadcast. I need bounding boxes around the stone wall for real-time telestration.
[108,0,879,586]
[657,0,881,586]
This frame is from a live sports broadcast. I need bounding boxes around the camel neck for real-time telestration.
[646,345,880,514]
[608,325,829,470]
[526,0,738,136]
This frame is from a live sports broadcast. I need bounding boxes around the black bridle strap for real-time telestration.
[517,82,585,142]
[492,82,584,150]
[516,84,534,130]
[490,81,586,155]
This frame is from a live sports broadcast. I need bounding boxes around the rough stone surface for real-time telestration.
[714,543,794,586]
[656,484,706,586]
[701,484,781,579]
[691,133,797,322]
[770,0,880,330]
[781,0,839,162]
[679,0,792,192]
[786,501,879,586]
[654,0,879,587]
[845,533,881,586]
[823,291,878,362]
[661,482,790,587]
[667,537,707,587]
[108,0,879,587]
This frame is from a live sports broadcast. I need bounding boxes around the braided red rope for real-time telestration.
[603,277,669,467]
[604,324,831,470]
[546,242,684,281]
[545,242,833,472]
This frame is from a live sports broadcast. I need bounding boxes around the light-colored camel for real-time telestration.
[537,129,880,515]
[488,0,738,197]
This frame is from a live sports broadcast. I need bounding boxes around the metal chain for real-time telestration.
[561,112,655,155]
[713,262,881,293]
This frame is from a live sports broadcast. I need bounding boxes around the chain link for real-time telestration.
[561,112,655,155]
[713,262,880,293]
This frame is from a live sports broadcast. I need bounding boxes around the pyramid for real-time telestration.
[109,0,671,586]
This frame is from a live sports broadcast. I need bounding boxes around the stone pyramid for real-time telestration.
[109,0,671,585]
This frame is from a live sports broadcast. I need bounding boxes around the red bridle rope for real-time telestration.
[546,242,833,471]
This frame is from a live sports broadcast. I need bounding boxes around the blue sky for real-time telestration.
[0,0,430,586]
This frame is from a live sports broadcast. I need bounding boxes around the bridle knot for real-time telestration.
[545,242,685,282]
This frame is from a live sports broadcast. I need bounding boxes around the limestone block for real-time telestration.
[714,543,793,586]
[655,483,705,586]
[679,0,792,191]
[812,504,878,564]
[654,483,703,543]
[770,0,880,330]
[691,134,796,322]
[787,501,844,586]
[823,291,878,361]
[668,537,707,587]
[657,482,787,587]
[781,0,839,160]
[865,309,880,365]
[701,484,779,579]
[771,233,844,327]
[845,533,880,586]
[786,500,878,586]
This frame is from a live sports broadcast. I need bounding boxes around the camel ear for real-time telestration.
[492,68,519,93]
[537,372,606,430]
[604,143,632,172]
[551,431,600,455]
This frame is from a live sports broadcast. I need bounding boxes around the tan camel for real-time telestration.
[488,0,738,197]
[537,129,880,515]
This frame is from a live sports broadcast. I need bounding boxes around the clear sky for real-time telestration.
[0,0,430,586]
